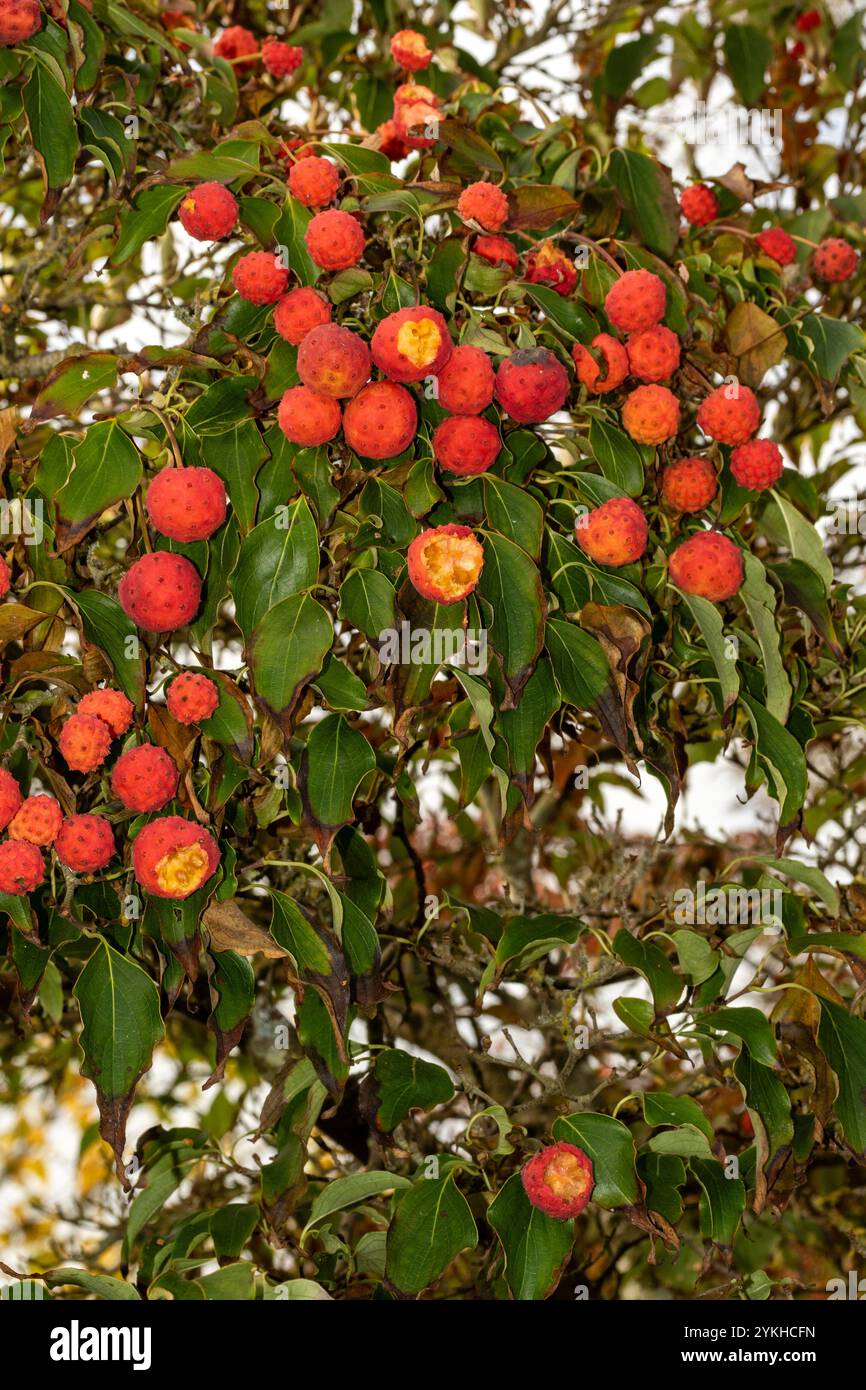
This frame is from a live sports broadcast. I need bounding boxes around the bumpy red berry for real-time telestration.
[146,466,226,543]
[262,38,302,77]
[0,768,22,831]
[58,713,112,773]
[213,25,258,72]
[133,815,220,900]
[604,269,667,333]
[305,209,365,270]
[343,382,417,459]
[813,238,859,283]
[494,348,570,424]
[277,386,341,447]
[622,384,680,445]
[697,384,761,445]
[524,241,577,296]
[576,497,648,567]
[166,672,220,725]
[111,743,178,813]
[298,323,371,397]
[372,306,452,383]
[679,184,719,226]
[408,525,484,604]
[669,531,744,601]
[78,689,134,738]
[178,183,238,241]
[521,1142,594,1220]
[288,155,341,209]
[8,794,63,846]
[661,457,718,513]
[55,814,115,873]
[119,552,202,632]
[730,439,784,491]
[393,82,439,146]
[572,334,629,394]
[0,554,9,596]
[432,416,501,476]
[627,326,680,382]
[232,251,290,305]
[436,345,495,415]
[0,0,41,46]
[795,9,821,31]
[457,182,509,232]
[473,235,518,269]
[390,29,431,70]
[0,839,43,894]
[755,227,797,266]
[274,286,332,345]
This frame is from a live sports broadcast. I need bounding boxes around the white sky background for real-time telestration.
[2,1,865,1273]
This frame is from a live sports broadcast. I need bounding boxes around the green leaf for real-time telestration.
[733,1050,793,1157]
[186,379,259,436]
[613,930,682,1011]
[691,1156,746,1245]
[338,568,398,641]
[764,490,833,594]
[385,1173,478,1294]
[646,1124,713,1158]
[494,912,584,975]
[249,592,332,723]
[723,26,772,104]
[681,593,739,713]
[302,713,376,843]
[672,930,720,986]
[741,554,791,724]
[546,617,611,708]
[588,418,645,496]
[231,498,319,633]
[111,185,186,266]
[67,589,145,704]
[488,1174,574,1300]
[426,237,467,313]
[368,1049,455,1131]
[545,530,650,617]
[23,61,79,199]
[477,532,545,700]
[741,692,808,825]
[608,149,679,259]
[817,1000,866,1154]
[211,1204,258,1260]
[725,855,839,915]
[55,420,141,548]
[273,195,319,285]
[44,1269,140,1300]
[305,1170,412,1235]
[436,118,504,173]
[269,891,332,974]
[604,33,659,96]
[73,941,164,1176]
[199,421,268,534]
[483,475,543,559]
[552,1112,639,1208]
[643,1092,714,1141]
[800,314,864,383]
[30,352,117,424]
[696,1006,777,1067]
[519,282,596,343]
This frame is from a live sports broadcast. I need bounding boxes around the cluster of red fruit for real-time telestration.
[0,676,221,898]
[211,24,302,79]
[678,182,859,282]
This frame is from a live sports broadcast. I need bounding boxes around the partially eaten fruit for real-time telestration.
[521,1141,595,1219]
[407,524,484,604]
